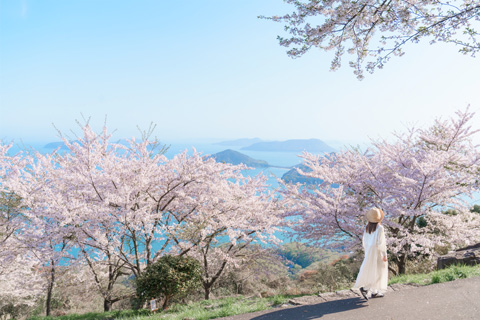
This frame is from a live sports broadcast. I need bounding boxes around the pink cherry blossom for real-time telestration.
[281,108,480,274]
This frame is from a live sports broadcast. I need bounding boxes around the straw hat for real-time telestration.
[365,208,384,223]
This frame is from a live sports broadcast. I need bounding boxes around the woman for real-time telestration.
[354,208,388,300]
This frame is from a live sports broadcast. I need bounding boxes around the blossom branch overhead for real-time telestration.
[261,0,480,79]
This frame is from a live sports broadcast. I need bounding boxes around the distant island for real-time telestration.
[241,139,335,153]
[281,164,323,184]
[215,138,264,147]
[210,149,270,168]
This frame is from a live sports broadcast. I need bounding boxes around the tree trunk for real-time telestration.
[162,295,171,310]
[204,282,211,300]
[46,261,56,316]
[397,254,407,274]
[104,299,113,312]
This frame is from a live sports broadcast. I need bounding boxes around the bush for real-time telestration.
[204,247,292,299]
[0,298,32,320]
[135,255,202,310]
[471,204,480,214]
[312,254,361,293]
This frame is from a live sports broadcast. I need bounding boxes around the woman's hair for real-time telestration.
[366,222,378,234]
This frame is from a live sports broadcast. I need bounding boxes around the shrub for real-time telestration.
[135,255,202,310]
[471,204,480,214]
[0,300,31,320]
[211,248,291,298]
[431,274,441,283]
[313,254,361,293]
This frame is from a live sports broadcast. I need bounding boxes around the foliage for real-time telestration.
[389,263,480,285]
[471,204,480,214]
[262,0,480,79]
[0,298,31,320]
[310,254,362,293]
[135,255,202,310]
[212,247,292,298]
[443,209,459,216]
[281,109,480,274]
[276,242,330,269]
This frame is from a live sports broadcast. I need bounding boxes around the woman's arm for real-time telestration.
[377,226,387,261]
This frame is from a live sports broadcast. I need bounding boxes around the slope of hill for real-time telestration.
[210,149,270,168]
[281,164,323,184]
[242,139,335,153]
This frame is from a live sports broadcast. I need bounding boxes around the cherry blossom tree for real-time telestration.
[282,109,480,274]
[178,174,282,299]
[262,0,480,78]
[57,126,282,302]
[0,145,50,314]
[0,123,284,311]
[0,145,80,315]
[0,132,149,312]
[34,126,211,310]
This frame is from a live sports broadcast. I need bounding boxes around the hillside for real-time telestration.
[210,149,270,168]
[242,139,335,153]
[281,164,323,184]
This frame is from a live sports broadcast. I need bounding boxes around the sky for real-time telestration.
[1,0,479,146]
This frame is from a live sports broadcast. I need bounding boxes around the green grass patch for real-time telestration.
[143,295,298,320]
[28,295,299,320]
[389,263,480,286]
[28,309,150,320]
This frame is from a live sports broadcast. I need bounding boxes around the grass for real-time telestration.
[29,264,480,320]
[388,263,480,286]
[27,295,298,320]
[142,295,292,320]
[27,309,151,320]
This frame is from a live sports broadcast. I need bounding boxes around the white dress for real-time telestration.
[354,224,388,293]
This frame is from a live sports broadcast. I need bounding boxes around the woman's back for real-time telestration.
[363,224,384,249]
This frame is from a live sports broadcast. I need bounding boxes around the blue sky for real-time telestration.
[1,0,479,145]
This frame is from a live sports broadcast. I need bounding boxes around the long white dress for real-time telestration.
[354,224,388,293]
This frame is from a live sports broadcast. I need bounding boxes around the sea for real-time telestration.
[6,140,308,189]
[164,142,302,188]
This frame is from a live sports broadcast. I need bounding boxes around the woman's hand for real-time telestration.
[382,256,388,262]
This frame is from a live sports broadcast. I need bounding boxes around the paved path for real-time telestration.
[217,277,480,320]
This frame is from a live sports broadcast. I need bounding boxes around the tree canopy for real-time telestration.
[281,108,480,274]
[262,0,480,78]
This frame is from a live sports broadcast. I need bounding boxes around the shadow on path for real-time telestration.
[251,297,368,320]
